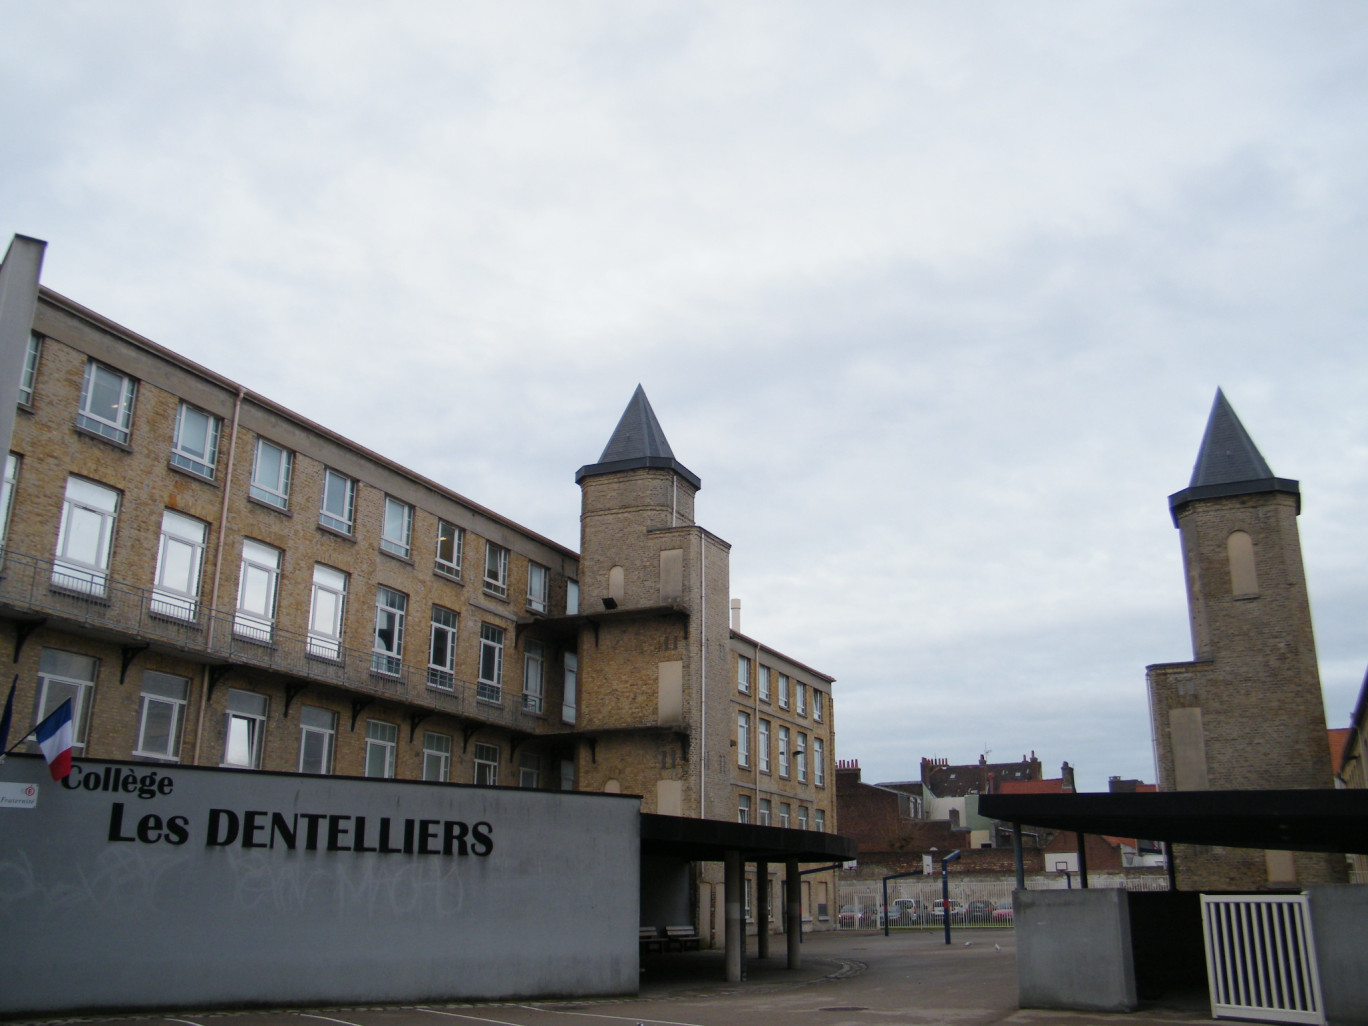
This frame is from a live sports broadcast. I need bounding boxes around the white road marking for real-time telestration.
[301,1014,371,1026]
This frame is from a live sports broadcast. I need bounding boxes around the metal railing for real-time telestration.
[1200,894,1325,1025]
[0,546,548,732]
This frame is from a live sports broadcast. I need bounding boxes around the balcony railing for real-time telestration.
[0,546,546,733]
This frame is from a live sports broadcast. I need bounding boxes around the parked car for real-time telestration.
[992,901,1014,924]
[965,899,996,923]
[929,899,965,922]
[889,898,921,925]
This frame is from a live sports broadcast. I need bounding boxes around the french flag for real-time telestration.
[34,699,74,781]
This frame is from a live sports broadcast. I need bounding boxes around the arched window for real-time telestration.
[1227,531,1258,598]
[608,565,625,604]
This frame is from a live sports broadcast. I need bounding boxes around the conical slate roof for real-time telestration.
[1168,389,1298,523]
[575,385,701,488]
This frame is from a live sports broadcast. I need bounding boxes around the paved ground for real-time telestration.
[14,929,1216,1026]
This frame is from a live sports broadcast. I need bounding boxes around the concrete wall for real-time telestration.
[0,756,640,1015]
[1016,888,1137,1013]
[1308,885,1368,1026]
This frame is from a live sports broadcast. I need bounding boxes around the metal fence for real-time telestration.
[1201,893,1325,1025]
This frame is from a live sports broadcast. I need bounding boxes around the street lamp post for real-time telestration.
[940,850,962,945]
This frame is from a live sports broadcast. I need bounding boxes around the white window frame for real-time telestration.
[298,705,336,775]
[169,401,220,479]
[566,579,579,615]
[779,802,791,829]
[758,665,770,702]
[738,794,751,824]
[35,649,97,750]
[364,720,398,778]
[527,562,549,613]
[519,752,541,788]
[813,689,824,722]
[738,710,751,768]
[778,725,790,779]
[134,671,189,761]
[523,639,545,713]
[474,742,499,786]
[19,333,41,405]
[435,519,463,578]
[1,453,20,548]
[778,673,789,709]
[477,623,504,703]
[483,542,509,597]
[758,718,771,773]
[815,808,826,832]
[422,731,452,782]
[796,681,807,717]
[814,737,825,786]
[249,437,292,509]
[562,651,577,724]
[222,689,267,769]
[53,476,119,597]
[758,798,771,826]
[381,496,413,558]
[151,509,206,621]
[77,360,136,444]
[737,654,751,694]
[797,806,808,830]
[319,468,356,533]
[371,586,407,676]
[233,539,281,642]
[307,564,347,659]
[427,605,458,690]
[797,731,808,783]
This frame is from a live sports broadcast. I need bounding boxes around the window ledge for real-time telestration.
[317,523,356,543]
[72,424,133,452]
[433,566,464,584]
[482,587,510,603]
[380,548,414,566]
[246,494,291,516]
[167,461,219,487]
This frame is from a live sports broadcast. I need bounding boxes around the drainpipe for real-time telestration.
[698,530,706,819]
[193,385,244,765]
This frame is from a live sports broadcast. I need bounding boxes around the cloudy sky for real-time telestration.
[5,2,1366,792]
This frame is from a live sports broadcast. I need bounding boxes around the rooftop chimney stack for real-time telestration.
[730,598,741,631]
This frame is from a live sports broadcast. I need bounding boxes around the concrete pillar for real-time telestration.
[755,860,770,959]
[786,858,801,969]
[1013,823,1025,891]
[1077,832,1089,888]
[724,849,743,982]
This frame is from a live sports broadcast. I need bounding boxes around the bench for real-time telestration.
[639,927,664,954]
[663,924,701,952]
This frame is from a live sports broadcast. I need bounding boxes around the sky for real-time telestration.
[4,2,1367,793]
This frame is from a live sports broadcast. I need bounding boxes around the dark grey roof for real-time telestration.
[575,385,701,488]
[1167,389,1299,523]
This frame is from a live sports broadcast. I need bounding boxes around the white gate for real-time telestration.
[1200,894,1325,1025]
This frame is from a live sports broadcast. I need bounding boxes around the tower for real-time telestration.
[1146,390,1345,889]
[573,385,732,817]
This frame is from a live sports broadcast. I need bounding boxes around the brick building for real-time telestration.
[1146,389,1346,890]
[0,235,837,937]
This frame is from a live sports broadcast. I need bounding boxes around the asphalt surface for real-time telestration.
[11,928,1215,1026]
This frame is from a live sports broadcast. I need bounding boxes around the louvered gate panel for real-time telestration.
[1200,894,1325,1025]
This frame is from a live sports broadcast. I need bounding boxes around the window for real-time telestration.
[778,725,790,778]
[222,689,267,768]
[560,757,575,790]
[814,737,825,786]
[779,802,791,828]
[737,654,751,694]
[35,649,96,750]
[169,402,220,479]
[319,468,356,533]
[519,752,541,788]
[77,360,136,444]
[474,742,499,786]
[135,673,189,761]
[758,665,770,702]
[307,564,347,659]
[298,706,336,774]
[422,731,451,782]
[477,623,504,702]
[562,651,577,724]
[427,605,458,690]
[778,673,789,709]
[151,510,206,620]
[1,453,19,548]
[435,519,463,577]
[813,689,824,722]
[758,718,771,773]
[795,681,807,717]
[523,639,545,713]
[797,731,808,783]
[364,720,398,778]
[797,806,808,830]
[527,562,549,613]
[234,539,281,642]
[566,579,579,615]
[738,710,751,767]
[483,542,509,597]
[249,438,292,509]
[738,794,751,824]
[19,333,40,405]
[758,798,771,826]
[53,477,119,596]
[371,586,407,676]
[815,808,826,833]
[381,496,412,558]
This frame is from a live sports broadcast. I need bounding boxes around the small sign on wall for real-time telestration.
[0,781,39,808]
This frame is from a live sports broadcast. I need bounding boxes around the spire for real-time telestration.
[575,385,701,488]
[1168,389,1298,523]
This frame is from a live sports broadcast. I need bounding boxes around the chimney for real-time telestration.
[1061,761,1076,793]
[730,598,741,631]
